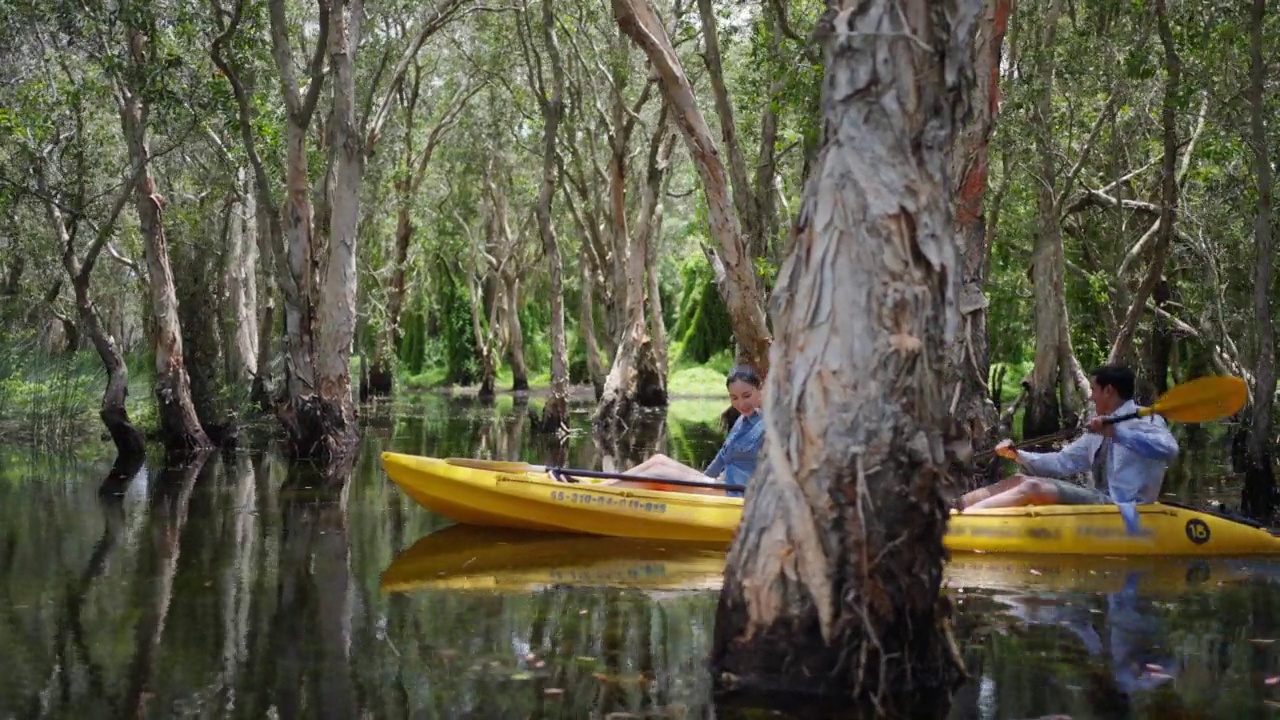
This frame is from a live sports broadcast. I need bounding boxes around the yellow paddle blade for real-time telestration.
[445,457,542,473]
[1144,375,1249,423]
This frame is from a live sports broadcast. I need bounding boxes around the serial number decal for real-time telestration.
[548,490,668,514]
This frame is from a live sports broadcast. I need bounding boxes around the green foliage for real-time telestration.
[670,253,734,366]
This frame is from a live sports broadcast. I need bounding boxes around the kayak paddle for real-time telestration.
[978,374,1249,458]
[442,457,746,492]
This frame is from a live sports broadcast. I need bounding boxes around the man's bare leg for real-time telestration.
[956,475,1025,510]
[965,476,1061,510]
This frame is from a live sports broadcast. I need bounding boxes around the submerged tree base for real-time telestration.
[278,395,359,464]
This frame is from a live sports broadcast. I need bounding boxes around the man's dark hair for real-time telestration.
[1090,364,1136,400]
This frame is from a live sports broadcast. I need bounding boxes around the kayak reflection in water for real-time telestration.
[605,365,766,498]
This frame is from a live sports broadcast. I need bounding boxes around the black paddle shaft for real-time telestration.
[550,466,747,493]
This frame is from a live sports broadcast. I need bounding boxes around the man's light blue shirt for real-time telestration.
[1014,399,1180,532]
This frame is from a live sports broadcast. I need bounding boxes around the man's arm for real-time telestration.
[1015,434,1100,477]
[1112,416,1179,461]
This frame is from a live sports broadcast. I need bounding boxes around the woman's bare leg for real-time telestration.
[603,454,724,495]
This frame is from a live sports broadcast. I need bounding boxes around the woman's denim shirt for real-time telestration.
[704,411,765,497]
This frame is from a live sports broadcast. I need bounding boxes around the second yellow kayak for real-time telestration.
[381,452,1280,555]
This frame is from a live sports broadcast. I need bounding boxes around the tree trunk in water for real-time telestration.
[503,275,530,392]
[580,258,607,400]
[370,181,412,397]
[176,195,228,440]
[533,0,569,434]
[949,0,1009,464]
[252,201,277,410]
[1023,0,1079,441]
[711,0,979,709]
[224,167,259,392]
[468,273,499,403]
[594,104,673,430]
[120,25,212,453]
[613,0,771,375]
[77,275,145,460]
[1241,0,1275,521]
[310,0,362,455]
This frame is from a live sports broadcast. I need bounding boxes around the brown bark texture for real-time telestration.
[120,20,212,453]
[948,0,1009,462]
[612,0,772,375]
[1242,0,1275,520]
[710,0,980,709]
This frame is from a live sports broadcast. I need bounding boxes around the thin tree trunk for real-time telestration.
[1107,0,1179,367]
[711,1,979,710]
[580,258,606,399]
[949,0,1010,463]
[613,0,771,374]
[695,0,762,256]
[1024,0,1078,439]
[37,164,147,461]
[1241,0,1275,521]
[503,274,530,392]
[224,167,259,390]
[119,20,211,453]
[533,0,569,433]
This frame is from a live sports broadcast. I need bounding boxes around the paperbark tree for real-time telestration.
[1022,0,1101,439]
[949,0,1010,462]
[595,102,675,429]
[523,0,570,433]
[710,0,980,710]
[117,2,211,453]
[612,0,771,374]
[1241,0,1274,520]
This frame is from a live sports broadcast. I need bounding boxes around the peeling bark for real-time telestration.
[711,0,979,708]
[949,0,1009,463]
[119,16,212,453]
[1024,0,1087,439]
[613,0,771,374]
[595,104,674,430]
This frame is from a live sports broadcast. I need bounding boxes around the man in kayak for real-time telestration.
[956,365,1179,524]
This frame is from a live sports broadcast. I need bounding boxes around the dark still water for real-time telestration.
[3,391,1280,719]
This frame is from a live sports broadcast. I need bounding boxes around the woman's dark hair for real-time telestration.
[720,364,763,430]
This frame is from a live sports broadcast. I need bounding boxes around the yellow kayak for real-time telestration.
[381,451,1280,555]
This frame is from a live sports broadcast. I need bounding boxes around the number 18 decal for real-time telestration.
[1185,518,1211,545]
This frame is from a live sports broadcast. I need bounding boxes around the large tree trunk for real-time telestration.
[175,194,228,438]
[613,0,771,374]
[710,0,979,710]
[594,97,673,430]
[120,22,212,453]
[949,0,1010,464]
[532,0,570,433]
[310,0,362,453]
[1241,0,1275,521]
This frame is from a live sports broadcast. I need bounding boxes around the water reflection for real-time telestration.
[1,392,1279,719]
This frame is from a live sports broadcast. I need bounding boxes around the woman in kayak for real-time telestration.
[610,364,765,496]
